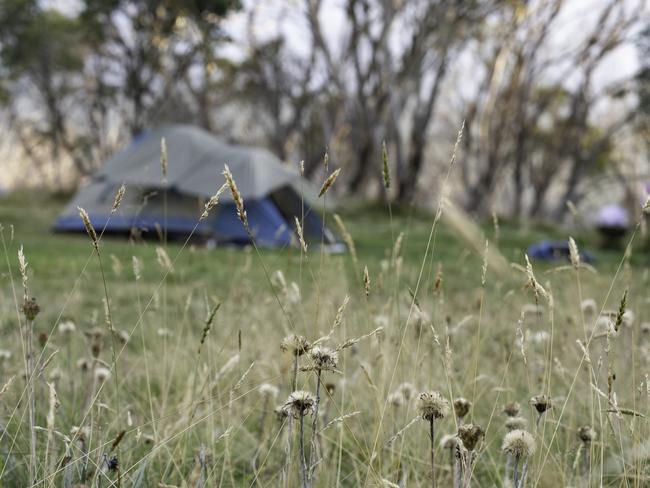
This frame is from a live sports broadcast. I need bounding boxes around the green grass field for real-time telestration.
[0,190,649,487]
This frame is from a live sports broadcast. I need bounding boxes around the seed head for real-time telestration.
[306,346,339,372]
[94,366,111,382]
[22,297,40,321]
[318,168,341,197]
[568,237,580,268]
[417,391,450,421]
[382,140,390,189]
[160,137,168,181]
[274,405,289,421]
[581,298,597,316]
[502,429,536,458]
[530,395,552,414]
[503,401,520,417]
[111,184,126,214]
[453,397,472,419]
[58,320,76,335]
[577,425,597,443]
[78,207,98,250]
[398,382,417,401]
[283,390,316,418]
[280,334,311,356]
[259,383,279,400]
[458,423,484,451]
[388,391,405,408]
[76,358,92,372]
[505,416,528,431]
[222,164,248,229]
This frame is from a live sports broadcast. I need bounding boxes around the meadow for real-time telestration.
[0,185,649,487]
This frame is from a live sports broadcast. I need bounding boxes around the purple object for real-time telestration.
[597,204,628,228]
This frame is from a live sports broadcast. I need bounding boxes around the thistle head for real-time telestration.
[283,390,316,418]
[306,346,339,372]
[577,425,597,444]
[453,397,472,419]
[58,320,76,336]
[502,429,536,458]
[259,383,279,400]
[280,334,311,357]
[22,297,40,321]
[398,382,417,401]
[530,395,552,414]
[387,391,405,408]
[505,416,528,432]
[417,391,450,421]
[458,423,484,451]
[503,401,521,418]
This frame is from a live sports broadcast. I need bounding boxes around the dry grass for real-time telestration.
[0,162,649,486]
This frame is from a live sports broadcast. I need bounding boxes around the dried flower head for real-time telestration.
[398,382,417,401]
[305,346,339,373]
[505,416,528,432]
[417,391,450,421]
[280,334,311,356]
[94,367,111,382]
[325,382,336,395]
[0,349,12,362]
[581,298,597,316]
[274,405,289,422]
[458,423,484,451]
[283,390,316,418]
[58,320,76,335]
[22,297,40,321]
[503,402,521,417]
[577,425,597,443]
[530,395,552,414]
[76,358,92,372]
[388,391,405,408]
[259,383,279,400]
[453,397,472,419]
[502,429,536,458]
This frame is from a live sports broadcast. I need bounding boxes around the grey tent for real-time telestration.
[54,124,340,248]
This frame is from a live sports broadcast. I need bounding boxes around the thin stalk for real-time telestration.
[309,370,322,482]
[26,317,36,485]
[430,419,436,488]
[299,413,309,488]
[513,454,520,488]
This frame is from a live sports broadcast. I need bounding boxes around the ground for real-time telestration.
[0,190,648,486]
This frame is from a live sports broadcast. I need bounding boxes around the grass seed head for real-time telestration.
[502,429,536,458]
[78,207,98,250]
[111,184,126,214]
[417,391,450,421]
[222,164,248,228]
[318,168,341,197]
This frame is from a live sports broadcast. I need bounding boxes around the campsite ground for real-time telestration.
[0,190,649,486]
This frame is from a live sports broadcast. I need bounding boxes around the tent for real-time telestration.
[53,125,340,248]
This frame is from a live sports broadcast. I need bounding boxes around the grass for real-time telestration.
[0,188,649,487]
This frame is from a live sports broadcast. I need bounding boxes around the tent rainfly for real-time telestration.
[53,124,341,248]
